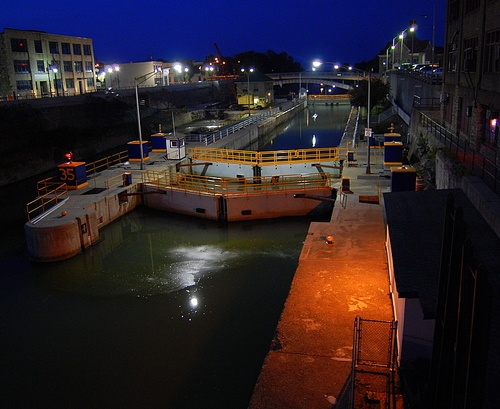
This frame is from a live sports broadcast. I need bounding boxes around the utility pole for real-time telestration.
[366,69,372,174]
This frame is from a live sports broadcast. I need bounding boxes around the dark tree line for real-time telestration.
[233,50,303,73]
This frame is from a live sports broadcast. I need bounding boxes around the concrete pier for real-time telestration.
[248,113,400,408]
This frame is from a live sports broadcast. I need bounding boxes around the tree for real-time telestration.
[348,78,390,109]
[234,50,303,73]
[0,71,12,98]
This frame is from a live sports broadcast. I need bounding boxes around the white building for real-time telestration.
[0,28,97,99]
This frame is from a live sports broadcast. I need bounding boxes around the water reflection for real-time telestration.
[262,103,350,150]
[32,209,307,299]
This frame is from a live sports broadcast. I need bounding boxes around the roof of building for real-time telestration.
[234,72,274,83]
[383,188,500,318]
[384,187,500,406]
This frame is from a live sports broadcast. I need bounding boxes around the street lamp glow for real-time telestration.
[241,68,254,116]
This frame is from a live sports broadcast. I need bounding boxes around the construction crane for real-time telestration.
[213,43,228,76]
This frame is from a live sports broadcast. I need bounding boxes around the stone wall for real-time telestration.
[0,83,232,187]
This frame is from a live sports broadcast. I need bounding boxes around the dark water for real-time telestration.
[263,102,350,150]
[0,103,350,409]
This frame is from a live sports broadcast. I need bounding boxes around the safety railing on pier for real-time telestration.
[85,150,129,177]
[142,171,331,197]
[184,99,305,146]
[419,112,500,193]
[26,181,68,221]
[188,146,342,166]
[184,109,279,145]
[26,150,131,220]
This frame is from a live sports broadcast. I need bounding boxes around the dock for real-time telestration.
[248,115,403,408]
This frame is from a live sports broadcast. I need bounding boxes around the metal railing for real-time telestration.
[26,182,68,221]
[143,171,331,197]
[188,146,342,166]
[184,109,279,145]
[85,150,129,177]
[27,150,131,220]
[184,99,305,146]
[419,112,500,193]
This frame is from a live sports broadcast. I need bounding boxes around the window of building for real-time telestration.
[16,80,32,90]
[61,42,71,54]
[37,60,45,73]
[49,41,59,54]
[485,30,500,73]
[13,60,30,73]
[63,61,73,73]
[54,79,62,90]
[34,40,43,53]
[463,37,478,72]
[74,61,83,72]
[73,44,81,55]
[84,61,93,72]
[86,78,94,87]
[10,38,27,52]
[484,114,499,146]
[83,44,91,56]
[66,78,75,89]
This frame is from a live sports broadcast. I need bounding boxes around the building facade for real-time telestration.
[234,71,274,108]
[442,0,500,166]
[0,28,97,99]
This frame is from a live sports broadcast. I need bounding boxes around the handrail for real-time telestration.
[85,150,129,177]
[143,171,331,197]
[419,112,500,193]
[26,183,68,221]
[188,146,341,166]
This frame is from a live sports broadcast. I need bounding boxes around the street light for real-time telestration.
[51,66,59,97]
[366,69,372,174]
[398,22,416,64]
[409,20,417,64]
[135,69,161,170]
[240,67,254,116]
[106,64,120,89]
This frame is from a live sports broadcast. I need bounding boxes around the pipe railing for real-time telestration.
[143,171,331,197]
[419,112,500,193]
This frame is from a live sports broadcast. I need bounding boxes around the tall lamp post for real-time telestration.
[51,66,59,97]
[409,20,417,64]
[107,64,120,89]
[240,67,254,116]
[135,69,160,170]
[366,69,372,174]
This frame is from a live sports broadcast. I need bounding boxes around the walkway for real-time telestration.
[248,111,399,408]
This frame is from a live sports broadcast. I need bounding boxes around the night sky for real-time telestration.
[1,0,446,67]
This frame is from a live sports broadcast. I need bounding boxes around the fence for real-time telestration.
[184,100,305,146]
[336,317,398,409]
[142,171,331,197]
[188,146,342,167]
[419,112,500,193]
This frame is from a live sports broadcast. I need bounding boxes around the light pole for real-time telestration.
[366,69,372,174]
[135,69,160,170]
[46,67,52,97]
[385,41,396,76]
[398,23,416,65]
[240,67,254,116]
[409,20,417,64]
[51,66,59,97]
